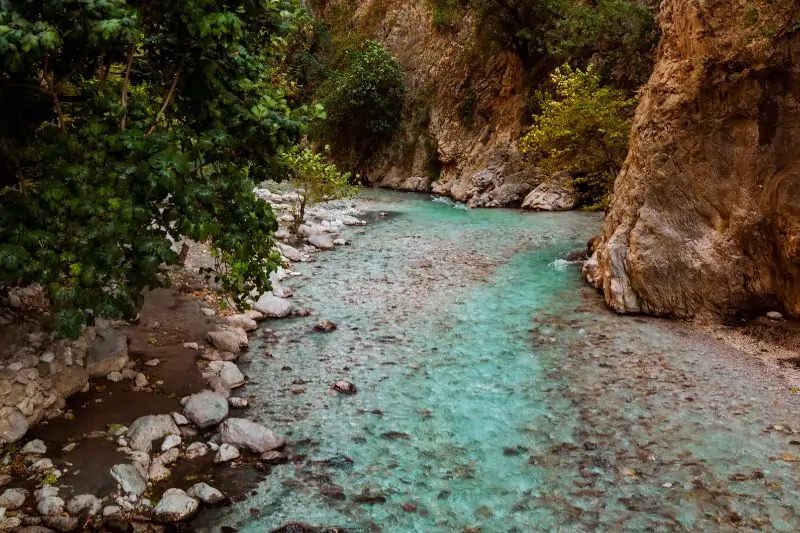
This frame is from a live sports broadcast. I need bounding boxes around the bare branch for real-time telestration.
[121,45,135,130]
[146,57,185,136]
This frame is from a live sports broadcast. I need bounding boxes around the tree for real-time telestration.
[520,64,635,210]
[0,0,316,336]
[280,146,355,234]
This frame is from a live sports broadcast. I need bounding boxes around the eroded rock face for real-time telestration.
[586,0,800,319]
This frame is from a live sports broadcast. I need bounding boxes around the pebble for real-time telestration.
[183,342,200,350]
[187,482,226,505]
[184,442,209,460]
[107,371,124,383]
[228,397,249,408]
[21,439,47,455]
[333,380,357,395]
[161,434,181,451]
[145,359,161,367]
[171,412,189,426]
[61,442,77,453]
[134,373,149,388]
[214,444,240,463]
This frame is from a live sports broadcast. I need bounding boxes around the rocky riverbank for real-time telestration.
[0,188,372,532]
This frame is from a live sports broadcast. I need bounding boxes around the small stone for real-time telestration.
[200,308,216,317]
[153,488,198,522]
[0,516,21,529]
[29,458,53,472]
[156,447,180,466]
[219,418,284,453]
[214,443,240,463]
[21,439,47,455]
[225,314,258,332]
[662,482,673,488]
[121,368,138,380]
[228,397,248,408]
[134,373,148,388]
[767,311,784,321]
[0,488,28,509]
[61,442,77,453]
[126,414,180,452]
[207,441,219,452]
[183,391,229,428]
[207,330,247,354]
[171,412,189,426]
[148,462,171,482]
[183,342,199,350]
[184,442,209,460]
[259,451,287,464]
[37,495,65,516]
[33,486,58,502]
[102,505,121,517]
[313,321,337,333]
[110,464,147,496]
[42,515,80,531]
[107,372,124,383]
[161,434,181,451]
[333,380,357,395]
[145,358,160,367]
[39,352,55,364]
[333,238,346,246]
[186,482,226,506]
[66,494,102,516]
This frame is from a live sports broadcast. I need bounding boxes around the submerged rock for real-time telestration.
[313,321,337,333]
[333,381,357,395]
[187,482,226,506]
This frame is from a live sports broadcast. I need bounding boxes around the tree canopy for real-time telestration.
[0,0,317,336]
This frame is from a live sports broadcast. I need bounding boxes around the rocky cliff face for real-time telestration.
[313,0,539,207]
[585,0,800,319]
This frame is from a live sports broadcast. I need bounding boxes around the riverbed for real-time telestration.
[202,190,800,532]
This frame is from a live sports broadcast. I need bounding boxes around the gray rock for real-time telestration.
[36,495,65,516]
[0,516,21,529]
[161,434,181,451]
[207,330,247,354]
[183,391,229,429]
[42,516,79,532]
[145,358,160,367]
[148,462,171,482]
[65,494,101,516]
[184,442,208,460]
[126,414,180,452]
[333,238,346,246]
[21,439,47,455]
[208,361,244,389]
[106,371,124,383]
[254,294,292,318]
[102,505,121,517]
[155,447,180,466]
[219,418,284,454]
[0,408,29,443]
[110,464,147,496]
[225,314,257,332]
[521,172,576,211]
[28,458,54,473]
[276,243,303,262]
[307,233,334,250]
[228,397,249,409]
[186,483,226,506]
[153,488,198,522]
[171,412,189,426]
[134,373,148,388]
[33,486,58,502]
[214,443,240,463]
[86,328,129,378]
[767,311,784,321]
[260,450,287,464]
[0,487,28,509]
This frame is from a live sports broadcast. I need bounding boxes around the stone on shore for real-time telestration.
[228,397,249,408]
[219,418,285,453]
[36,495,65,516]
[161,434,181,451]
[66,494,101,516]
[0,409,29,443]
[308,233,334,250]
[42,516,79,531]
[276,243,303,262]
[126,414,180,452]
[214,443,240,463]
[254,294,292,318]
[153,488,199,523]
[767,311,784,321]
[183,391,229,429]
[226,314,258,332]
[207,329,248,354]
[0,488,28,509]
[21,439,47,455]
[184,442,209,460]
[86,328,129,378]
[148,462,171,482]
[110,464,147,496]
[187,482,226,506]
[208,361,245,389]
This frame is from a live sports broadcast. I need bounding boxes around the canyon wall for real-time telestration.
[313,0,539,207]
[585,0,800,319]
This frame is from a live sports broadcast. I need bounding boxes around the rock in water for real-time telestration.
[308,233,335,250]
[66,494,102,516]
[0,409,29,443]
[219,418,285,453]
[225,314,258,332]
[254,294,292,318]
[208,361,245,389]
[276,242,303,262]
[185,442,209,459]
[187,482,226,506]
[21,439,47,455]
[521,172,576,211]
[153,488,199,522]
[183,391,229,428]
[110,464,147,496]
[214,443,240,463]
[207,329,248,353]
[333,381,357,395]
[126,414,180,452]
[313,321,337,333]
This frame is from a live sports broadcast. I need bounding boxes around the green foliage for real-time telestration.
[469,0,659,88]
[520,65,635,210]
[425,0,467,31]
[315,40,405,158]
[281,146,356,230]
[0,0,316,337]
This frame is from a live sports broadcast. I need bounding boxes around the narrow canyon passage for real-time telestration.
[206,191,800,532]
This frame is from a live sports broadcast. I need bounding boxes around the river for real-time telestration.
[206,190,800,532]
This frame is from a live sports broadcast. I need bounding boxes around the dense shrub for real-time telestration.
[520,65,635,210]
[0,0,314,336]
[316,40,405,157]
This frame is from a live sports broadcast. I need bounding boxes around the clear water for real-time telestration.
[208,191,800,532]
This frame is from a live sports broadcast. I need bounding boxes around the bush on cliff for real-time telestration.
[520,65,635,210]
[0,0,315,337]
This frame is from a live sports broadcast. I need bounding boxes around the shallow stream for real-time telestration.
[209,191,800,532]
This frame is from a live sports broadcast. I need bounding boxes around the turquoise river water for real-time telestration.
[206,191,800,532]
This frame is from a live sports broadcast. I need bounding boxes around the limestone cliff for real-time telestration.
[585,0,800,319]
[312,0,539,207]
